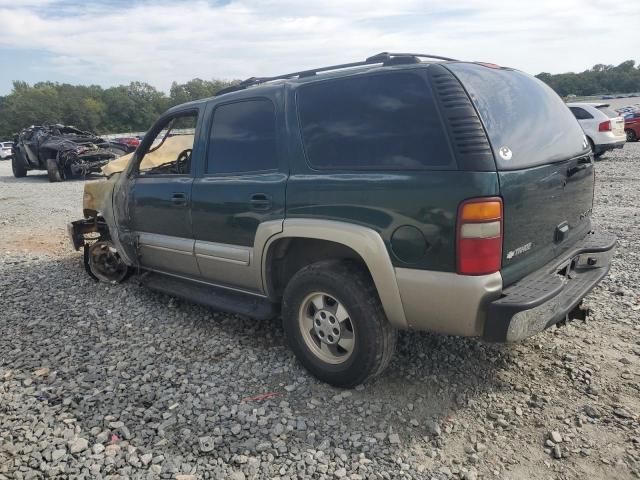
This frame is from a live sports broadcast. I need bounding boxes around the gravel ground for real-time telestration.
[0,147,638,480]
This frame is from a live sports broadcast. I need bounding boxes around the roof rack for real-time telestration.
[214,52,458,96]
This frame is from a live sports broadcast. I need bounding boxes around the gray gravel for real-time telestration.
[0,146,639,480]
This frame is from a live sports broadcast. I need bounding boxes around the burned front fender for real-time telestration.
[83,173,120,218]
[68,175,120,251]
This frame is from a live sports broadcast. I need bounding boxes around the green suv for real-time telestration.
[69,53,616,387]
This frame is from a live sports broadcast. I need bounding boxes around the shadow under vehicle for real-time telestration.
[11,124,133,182]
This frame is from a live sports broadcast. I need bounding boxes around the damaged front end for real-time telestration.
[58,143,119,177]
[68,173,131,283]
[15,123,132,181]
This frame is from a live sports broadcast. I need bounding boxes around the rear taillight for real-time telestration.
[598,120,611,132]
[456,197,503,275]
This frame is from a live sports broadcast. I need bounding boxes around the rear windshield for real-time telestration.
[596,105,619,118]
[447,63,588,170]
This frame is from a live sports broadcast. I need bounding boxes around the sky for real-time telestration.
[0,0,638,95]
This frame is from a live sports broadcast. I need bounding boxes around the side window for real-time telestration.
[137,111,198,176]
[569,107,593,120]
[207,99,277,174]
[297,73,453,170]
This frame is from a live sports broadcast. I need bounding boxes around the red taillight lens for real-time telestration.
[456,197,503,275]
[598,120,611,132]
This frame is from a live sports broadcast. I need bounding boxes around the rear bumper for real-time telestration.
[594,139,625,153]
[483,230,616,342]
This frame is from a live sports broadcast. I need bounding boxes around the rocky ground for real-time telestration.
[0,146,638,480]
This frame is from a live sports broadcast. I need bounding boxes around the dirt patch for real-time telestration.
[2,230,70,256]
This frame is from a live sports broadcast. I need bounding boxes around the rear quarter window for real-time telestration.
[569,107,593,120]
[296,72,454,170]
[447,63,588,170]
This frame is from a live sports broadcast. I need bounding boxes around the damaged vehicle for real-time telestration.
[11,124,133,182]
[69,53,616,388]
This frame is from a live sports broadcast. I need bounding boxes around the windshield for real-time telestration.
[447,63,588,170]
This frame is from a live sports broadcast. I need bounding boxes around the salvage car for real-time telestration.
[69,52,616,387]
[11,124,132,181]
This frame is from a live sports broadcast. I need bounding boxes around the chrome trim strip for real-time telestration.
[143,244,193,255]
[138,232,195,253]
[194,241,250,265]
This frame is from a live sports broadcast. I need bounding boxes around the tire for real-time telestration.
[282,259,397,388]
[46,158,63,182]
[11,155,27,178]
[626,129,637,142]
[594,151,605,159]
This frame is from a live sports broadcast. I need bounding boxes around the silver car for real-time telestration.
[0,142,13,160]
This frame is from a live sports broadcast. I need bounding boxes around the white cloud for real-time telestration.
[0,0,638,91]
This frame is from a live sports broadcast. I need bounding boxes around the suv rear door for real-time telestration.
[190,95,286,293]
[447,63,594,286]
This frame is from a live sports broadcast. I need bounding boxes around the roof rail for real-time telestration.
[214,52,458,96]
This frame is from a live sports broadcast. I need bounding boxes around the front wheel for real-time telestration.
[11,155,27,178]
[46,158,63,182]
[85,241,131,283]
[282,260,397,388]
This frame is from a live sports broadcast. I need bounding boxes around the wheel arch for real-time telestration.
[259,219,407,329]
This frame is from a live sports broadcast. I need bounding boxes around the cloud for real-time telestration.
[0,0,638,92]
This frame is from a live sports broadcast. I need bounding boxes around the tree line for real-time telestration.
[536,60,640,97]
[0,78,236,139]
[1,59,639,138]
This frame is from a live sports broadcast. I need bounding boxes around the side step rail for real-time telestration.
[141,273,279,320]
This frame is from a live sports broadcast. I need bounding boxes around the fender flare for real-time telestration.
[259,219,408,329]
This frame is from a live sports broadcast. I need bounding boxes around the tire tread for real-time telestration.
[282,259,397,387]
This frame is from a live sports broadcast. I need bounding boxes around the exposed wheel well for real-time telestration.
[265,238,373,301]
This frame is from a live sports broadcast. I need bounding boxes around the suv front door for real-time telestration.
[191,96,286,292]
[127,109,201,277]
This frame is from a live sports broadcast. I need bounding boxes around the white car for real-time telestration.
[567,103,625,158]
[0,142,13,160]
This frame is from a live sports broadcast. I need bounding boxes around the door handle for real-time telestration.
[250,193,272,210]
[171,192,187,206]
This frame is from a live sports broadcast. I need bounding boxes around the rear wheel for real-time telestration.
[46,158,63,182]
[11,155,27,178]
[282,260,397,387]
[626,129,637,142]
